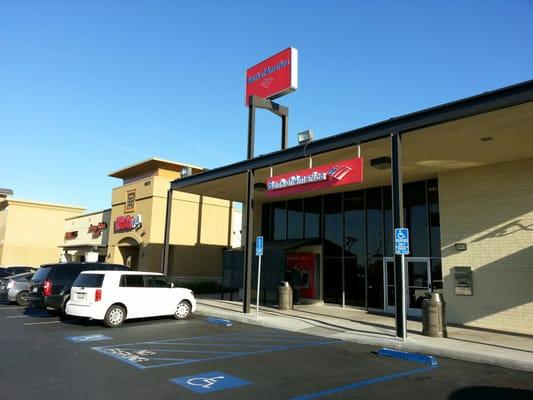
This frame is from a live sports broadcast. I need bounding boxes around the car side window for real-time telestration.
[144,275,169,288]
[119,275,145,287]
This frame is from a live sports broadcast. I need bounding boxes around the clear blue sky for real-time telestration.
[1,1,532,212]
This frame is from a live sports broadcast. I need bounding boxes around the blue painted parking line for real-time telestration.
[92,330,341,370]
[171,371,251,394]
[205,316,233,326]
[290,348,440,399]
[377,348,438,366]
[290,365,439,400]
[65,334,112,343]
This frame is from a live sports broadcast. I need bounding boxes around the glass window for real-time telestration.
[323,258,342,305]
[262,203,272,240]
[120,274,145,287]
[32,267,51,282]
[145,275,169,288]
[344,190,365,258]
[304,196,321,239]
[404,181,429,257]
[73,274,104,288]
[324,193,343,256]
[287,199,304,239]
[344,257,365,307]
[367,257,384,308]
[366,188,383,259]
[431,258,443,290]
[383,186,393,257]
[272,201,287,241]
[428,179,441,258]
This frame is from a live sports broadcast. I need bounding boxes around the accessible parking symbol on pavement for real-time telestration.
[170,371,251,394]
[65,334,112,343]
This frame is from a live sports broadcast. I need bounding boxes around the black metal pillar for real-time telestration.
[243,169,255,314]
[242,95,288,314]
[281,113,288,150]
[391,132,406,339]
[161,188,173,275]
[243,99,256,314]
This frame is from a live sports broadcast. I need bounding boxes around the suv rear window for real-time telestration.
[32,267,51,282]
[73,274,105,288]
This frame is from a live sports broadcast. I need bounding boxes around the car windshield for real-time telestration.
[73,274,105,288]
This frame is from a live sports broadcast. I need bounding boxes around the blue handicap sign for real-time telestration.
[65,334,112,343]
[395,228,409,255]
[171,371,251,394]
[256,235,264,256]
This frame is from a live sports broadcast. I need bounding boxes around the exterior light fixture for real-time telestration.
[370,156,392,170]
[180,167,192,178]
[297,130,314,145]
[254,182,267,191]
[454,243,467,251]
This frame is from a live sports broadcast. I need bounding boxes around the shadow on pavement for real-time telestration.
[449,386,533,400]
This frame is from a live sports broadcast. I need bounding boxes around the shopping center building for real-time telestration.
[0,198,85,266]
[106,158,241,282]
[168,80,533,335]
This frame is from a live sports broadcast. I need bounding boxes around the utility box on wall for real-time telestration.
[454,266,473,296]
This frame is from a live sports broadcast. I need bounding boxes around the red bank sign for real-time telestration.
[245,47,298,106]
[266,158,364,197]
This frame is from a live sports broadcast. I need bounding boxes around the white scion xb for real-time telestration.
[66,271,196,328]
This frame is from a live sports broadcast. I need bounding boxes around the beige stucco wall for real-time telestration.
[108,175,233,276]
[0,200,85,266]
[439,158,533,334]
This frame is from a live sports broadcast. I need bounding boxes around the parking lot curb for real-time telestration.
[196,303,533,373]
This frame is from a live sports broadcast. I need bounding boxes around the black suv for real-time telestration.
[28,262,130,314]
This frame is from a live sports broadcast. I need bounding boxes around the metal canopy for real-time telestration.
[171,80,533,192]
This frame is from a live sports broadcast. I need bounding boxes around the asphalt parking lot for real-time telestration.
[1,302,532,400]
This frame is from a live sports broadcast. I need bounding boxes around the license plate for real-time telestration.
[77,293,86,300]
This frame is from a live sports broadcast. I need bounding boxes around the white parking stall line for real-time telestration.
[0,306,27,310]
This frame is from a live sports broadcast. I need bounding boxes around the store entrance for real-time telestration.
[383,257,432,317]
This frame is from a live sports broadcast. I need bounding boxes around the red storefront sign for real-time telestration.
[114,214,142,232]
[266,158,364,197]
[88,222,108,239]
[245,47,298,106]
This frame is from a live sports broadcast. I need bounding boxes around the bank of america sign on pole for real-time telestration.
[245,47,298,106]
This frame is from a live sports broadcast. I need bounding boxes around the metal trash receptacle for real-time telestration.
[278,281,293,310]
[422,292,447,337]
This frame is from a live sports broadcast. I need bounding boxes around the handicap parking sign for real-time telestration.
[395,228,409,255]
[256,236,264,256]
[171,371,251,394]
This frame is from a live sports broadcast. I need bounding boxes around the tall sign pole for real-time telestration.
[242,48,298,314]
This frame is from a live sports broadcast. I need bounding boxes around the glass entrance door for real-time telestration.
[383,257,431,317]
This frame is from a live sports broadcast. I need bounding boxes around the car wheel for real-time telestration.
[104,305,126,328]
[174,301,191,320]
[16,291,30,307]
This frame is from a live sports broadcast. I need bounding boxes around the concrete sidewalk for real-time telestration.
[195,298,533,372]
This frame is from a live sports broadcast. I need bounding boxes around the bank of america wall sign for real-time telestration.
[266,158,364,197]
[245,47,298,106]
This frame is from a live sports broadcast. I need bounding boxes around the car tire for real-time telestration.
[104,305,126,328]
[174,301,191,320]
[15,291,30,307]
